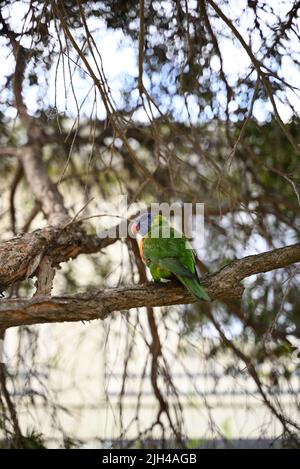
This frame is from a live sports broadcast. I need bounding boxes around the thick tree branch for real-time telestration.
[0,224,120,289]
[0,243,299,328]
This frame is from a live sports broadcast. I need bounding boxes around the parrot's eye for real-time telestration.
[137,222,140,231]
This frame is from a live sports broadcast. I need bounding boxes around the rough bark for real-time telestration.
[0,243,299,328]
[0,224,120,289]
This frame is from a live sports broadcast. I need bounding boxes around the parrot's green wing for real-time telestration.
[143,231,195,274]
[143,215,196,273]
[153,256,194,278]
[142,215,210,301]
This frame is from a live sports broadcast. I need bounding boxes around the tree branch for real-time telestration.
[0,243,299,328]
[0,224,120,289]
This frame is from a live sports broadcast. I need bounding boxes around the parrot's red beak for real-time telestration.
[131,222,138,235]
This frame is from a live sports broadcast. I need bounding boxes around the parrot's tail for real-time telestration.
[178,275,210,302]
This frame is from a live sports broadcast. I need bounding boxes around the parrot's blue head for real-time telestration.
[131,212,154,237]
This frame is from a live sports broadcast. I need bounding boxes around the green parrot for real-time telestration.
[131,213,210,301]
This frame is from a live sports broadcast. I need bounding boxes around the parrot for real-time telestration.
[131,213,210,301]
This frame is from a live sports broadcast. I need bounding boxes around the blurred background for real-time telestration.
[0,0,299,448]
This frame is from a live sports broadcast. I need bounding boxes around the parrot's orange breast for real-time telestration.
[139,237,145,263]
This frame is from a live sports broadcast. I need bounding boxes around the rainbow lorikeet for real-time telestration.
[131,213,210,301]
